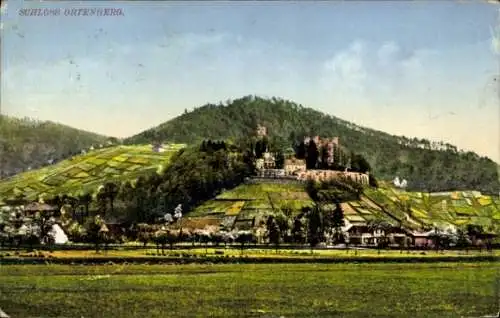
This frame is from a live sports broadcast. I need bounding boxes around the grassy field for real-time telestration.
[190,181,500,233]
[0,144,186,201]
[0,262,498,317]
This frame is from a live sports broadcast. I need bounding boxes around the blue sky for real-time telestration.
[1,1,499,162]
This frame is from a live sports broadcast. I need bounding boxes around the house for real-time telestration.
[342,220,369,245]
[23,202,58,215]
[255,158,265,170]
[262,151,276,169]
[103,217,129,241]
[51,224,69,244]
[284,158,306,176]
[343,219,411,246]
[411,230,434,247]
[152,143,165,153]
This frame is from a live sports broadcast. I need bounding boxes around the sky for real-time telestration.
[1,1,499,162]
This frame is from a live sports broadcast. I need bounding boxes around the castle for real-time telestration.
[304,135,341,166]
[253,125,368,185]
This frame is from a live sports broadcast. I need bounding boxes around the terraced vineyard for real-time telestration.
[190,181,315,229]
[0,144,186,202]
[190,180,500,233]
[363,186,500,232]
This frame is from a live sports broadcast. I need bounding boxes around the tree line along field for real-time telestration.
[0,263,498,317]
[189,181,500,233]
[0,144,186,203]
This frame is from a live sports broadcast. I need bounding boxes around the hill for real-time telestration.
[190,180,500,233]
[125,95,499,194]
[0,115,114,178]
[0,144,185,202]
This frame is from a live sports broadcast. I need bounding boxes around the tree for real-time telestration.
[266,216,281,252]
[454,227,472,253]
[320,146,329,169]
[96,188,108,217]
[330,202,345,244]
[78,193,92,219]
[84,215,105,252]
[307,205,324,248]
[333,145,342,169]
[67,221,85,243]
[103,182,119,216]
[368,174,378,187]
[291,215,306,244]
[154,227,168,255]
[368,219,391,253]
[235,231,254,254]
[33,211,56,247]
[428,227,445,253]
[306,140,319,169]
[275,213,291,243]
[137,223,151,247]
[305,179,320,201]
[356,155,371,173]
[165,229,178,250]
[295,141,307,159]
[350,153,371,173]
[275,151,285,169]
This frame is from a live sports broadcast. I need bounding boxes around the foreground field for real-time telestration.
[0,263,498,317]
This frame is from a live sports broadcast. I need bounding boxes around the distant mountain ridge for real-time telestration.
[0,115,113,178]
[125,95,499,194]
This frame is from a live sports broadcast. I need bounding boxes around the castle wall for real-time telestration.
[296,170,369,185]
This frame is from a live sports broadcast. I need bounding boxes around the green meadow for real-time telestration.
[0,263,498,317]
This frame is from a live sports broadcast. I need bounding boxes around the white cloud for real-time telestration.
[321,40,440,105]
[490,25,500,55]
[377,41,400,64]
[322,40,367,94]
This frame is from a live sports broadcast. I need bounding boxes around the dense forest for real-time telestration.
[125,95,499,194]
[0,115,115,178]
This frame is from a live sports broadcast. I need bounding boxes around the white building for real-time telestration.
[284,158,306,176]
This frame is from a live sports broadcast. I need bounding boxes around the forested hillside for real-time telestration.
[126,95,499,194]
[0,115,114,178]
